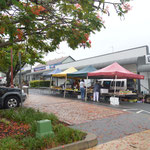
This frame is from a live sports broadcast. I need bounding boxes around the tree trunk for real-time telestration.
[6,71,11,87]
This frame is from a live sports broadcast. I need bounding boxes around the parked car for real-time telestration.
[0,87,27,109]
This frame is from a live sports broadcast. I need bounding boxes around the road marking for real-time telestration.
[136,110,143,114]
[123,109,138,111]
[123,109,150,114]
[136,110,150,114]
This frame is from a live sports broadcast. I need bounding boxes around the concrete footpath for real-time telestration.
[88,130,150,150]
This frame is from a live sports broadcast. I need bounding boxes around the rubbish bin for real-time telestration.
[23,86,29,94]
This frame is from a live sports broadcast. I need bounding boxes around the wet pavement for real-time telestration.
[88,130,150,150]
[24,94,125,125]
[24,90,150,146]
[71,113,150,144]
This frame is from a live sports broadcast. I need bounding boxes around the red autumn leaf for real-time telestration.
[31,5,46,15]
[0,27,5,34]
[17,29,23,40]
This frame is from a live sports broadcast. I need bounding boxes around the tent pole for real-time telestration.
[64,76,67,98]
[114,75,117,97]
[85,76,88,101]
[49,76,52,94]
[50,76,52,88]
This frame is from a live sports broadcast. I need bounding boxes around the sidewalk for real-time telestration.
[88,130,150,150]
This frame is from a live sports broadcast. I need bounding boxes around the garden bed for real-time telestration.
[0,107,86,150]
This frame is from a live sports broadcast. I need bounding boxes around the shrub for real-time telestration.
[30,80,50,87]
[0,137,23,150]
[54,124,86,144]
[0,107,86,150]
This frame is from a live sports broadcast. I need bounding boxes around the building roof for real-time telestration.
[56,46,149,70]
[35,56,74,68]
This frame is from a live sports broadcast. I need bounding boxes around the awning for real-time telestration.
[67,65,97,78]
[88,62,144,79]
[42,68,61,77]
[52,67,77,77]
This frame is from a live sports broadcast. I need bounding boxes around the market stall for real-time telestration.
[88,62,144,105]
[67,65,97,100]
[52,67,77,97]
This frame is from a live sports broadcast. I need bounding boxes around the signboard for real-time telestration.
[145,55,150,64]
[34,66,46,72]
[49,62,62,69]
[49,65,55,69]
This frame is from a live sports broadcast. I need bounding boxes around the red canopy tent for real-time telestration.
[88,62,144,79]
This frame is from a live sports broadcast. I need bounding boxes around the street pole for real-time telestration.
[11,48,14,88]
[19,52,23,107]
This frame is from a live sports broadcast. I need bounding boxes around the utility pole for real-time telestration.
[11,48,14,88]
[19,52,23,107]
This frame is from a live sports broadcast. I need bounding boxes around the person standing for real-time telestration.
[93,80,100,102]
[80,79,85,100]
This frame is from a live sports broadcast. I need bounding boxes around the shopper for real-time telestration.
[93,80,100,102]
[80,79,85,100]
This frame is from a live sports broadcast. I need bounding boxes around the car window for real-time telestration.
[116,81,121,87]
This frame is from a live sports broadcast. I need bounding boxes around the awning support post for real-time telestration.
[114,75,117,97]
[85,76,88,101]
[64,76,67,98]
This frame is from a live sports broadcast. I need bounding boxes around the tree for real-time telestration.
[0,44,44,86]
[0,0,131,86]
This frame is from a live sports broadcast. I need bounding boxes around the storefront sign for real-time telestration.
[49,62,62,69]
[49,65,55,69]
[34,66,46,72]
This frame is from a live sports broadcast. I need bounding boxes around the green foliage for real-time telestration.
[0,118,10,125]
[0,107,86,149]
[0,107,59,126]
[54,124,86,144]
[0,0,131,86]
[0,137,23,150]
[20,135,56,150]
[30,80,50,87]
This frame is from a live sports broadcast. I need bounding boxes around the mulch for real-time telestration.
[0,118,30,140]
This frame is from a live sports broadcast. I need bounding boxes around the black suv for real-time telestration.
[0,87,27,109]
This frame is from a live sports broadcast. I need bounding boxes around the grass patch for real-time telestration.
[0,107,86,150]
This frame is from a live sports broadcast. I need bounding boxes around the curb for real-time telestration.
[49,132,98,150]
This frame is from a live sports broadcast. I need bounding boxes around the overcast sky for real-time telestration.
[44,0,150,61]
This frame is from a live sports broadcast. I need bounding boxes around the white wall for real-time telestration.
[122,64,137,73]
[140,72,149,93]
[57,46,147,70]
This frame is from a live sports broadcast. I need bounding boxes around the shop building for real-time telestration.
[55,46,150,93]
[26,56,75,82]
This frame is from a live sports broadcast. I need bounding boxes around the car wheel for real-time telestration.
[5,96,20,109]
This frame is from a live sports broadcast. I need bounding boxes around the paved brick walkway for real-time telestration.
[24,94,126,125]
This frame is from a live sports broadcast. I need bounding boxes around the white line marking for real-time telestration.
[136,110,150,114]
[123,109,138,111]
[142,110,150,114]
[136,110,143,113]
